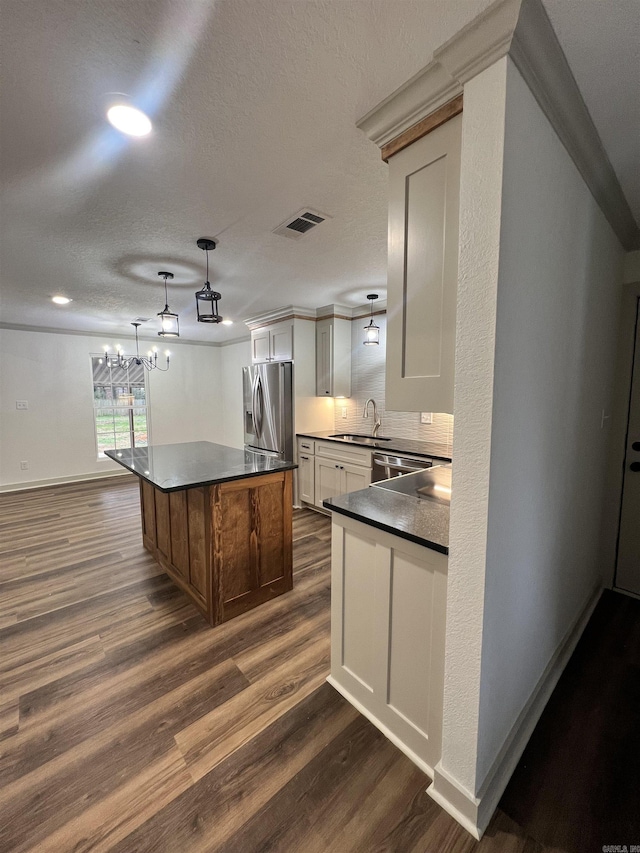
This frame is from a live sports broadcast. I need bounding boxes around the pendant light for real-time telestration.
[157,271,179,337]
[363,294,380,345]
[195,238,223,323]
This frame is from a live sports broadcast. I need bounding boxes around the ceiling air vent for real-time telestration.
[272,208,331,240]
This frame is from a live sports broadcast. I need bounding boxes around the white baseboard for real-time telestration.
[326,675,435,779]
[427,582,603,838]
[613,586,640,602]
[0,469,132,494]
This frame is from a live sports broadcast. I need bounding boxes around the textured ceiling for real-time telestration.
[1,0,638,344]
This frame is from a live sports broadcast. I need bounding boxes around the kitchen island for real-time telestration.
[105,441,296,627]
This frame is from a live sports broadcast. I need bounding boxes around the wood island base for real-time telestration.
[138,469,293,627]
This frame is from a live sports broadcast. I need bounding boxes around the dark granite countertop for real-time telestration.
[105,441,297,493]
[323,487,449,554]
[297,431,452,462]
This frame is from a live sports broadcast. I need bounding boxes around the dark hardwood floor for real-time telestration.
[500,588,640,853]
[0,475,636,852]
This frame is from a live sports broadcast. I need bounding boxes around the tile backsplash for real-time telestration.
[334,314,454,455]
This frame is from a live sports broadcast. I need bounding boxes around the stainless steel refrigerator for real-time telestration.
[243,362,293,461]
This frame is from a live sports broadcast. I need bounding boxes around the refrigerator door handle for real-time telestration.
[245,445,281,460]
[254,372,264,439]
[251,372,257,435]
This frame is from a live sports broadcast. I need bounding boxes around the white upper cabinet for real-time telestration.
[251,320,293,363]
[316,317,351,397]
[386,114,461,414]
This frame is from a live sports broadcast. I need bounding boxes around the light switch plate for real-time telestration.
[16,400,28,410]
[420,412,432,424]
[341,407,348,419]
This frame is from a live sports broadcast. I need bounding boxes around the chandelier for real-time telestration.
[195,238,223,323]
[102,322,170,372]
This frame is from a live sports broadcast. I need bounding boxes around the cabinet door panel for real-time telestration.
[388,551,434,735]
[298,453,315,503]
[251,328,271,363]
[386,114,461,413]
[342,528,377,690]
[342,463,371,494]
[154,489,171,560]
[316,320,333,396]
[271,323,293,361]
[169,490,189,577]
[141,480,156,545]
[256,480,287,585]
[186,488,208,598]
[315,457,341,507]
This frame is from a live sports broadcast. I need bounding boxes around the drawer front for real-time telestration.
[297,437,315,455]
[316,441,372,468]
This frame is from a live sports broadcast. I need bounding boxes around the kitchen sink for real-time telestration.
[329,434,392,445]
[372,464,452,503]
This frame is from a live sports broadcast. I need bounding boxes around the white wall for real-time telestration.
[0,328,224,488]
[476,59,623,783]
[436,58,508,804]
[220,338,251,449]
[435,56,625,826]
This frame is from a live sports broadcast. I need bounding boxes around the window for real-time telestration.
[91,356,149,457]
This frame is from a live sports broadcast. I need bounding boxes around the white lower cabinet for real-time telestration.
[313,441,372,508]
[297,451,315,504]
[328,513,447,774]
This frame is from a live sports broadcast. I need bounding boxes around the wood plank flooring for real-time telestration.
[0,475,606,852]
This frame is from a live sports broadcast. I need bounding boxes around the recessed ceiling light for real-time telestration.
[106,104,152,137]
[221,319,234,326]
[52,295,72,305]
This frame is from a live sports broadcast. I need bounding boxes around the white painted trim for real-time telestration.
[0,470,133,494]
[326,675,435,779]
[357,61,461,149]
[427,778,482,841]
[434,0,521,85]
[509,0,639,250]
[614,587,640,603]
[243,306,317,329]
[427,583,603,838]
[0,322,249,347]
[356,0,639,251]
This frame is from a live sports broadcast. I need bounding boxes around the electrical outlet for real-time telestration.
[341,407,348,419]
[420,412,433,424]
[16,400,28,410]
[20,461,29,470]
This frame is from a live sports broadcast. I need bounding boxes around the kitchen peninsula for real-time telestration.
[106,441,296,627]
[322,466,450,774]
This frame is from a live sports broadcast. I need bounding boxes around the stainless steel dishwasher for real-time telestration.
[371,451,433,482]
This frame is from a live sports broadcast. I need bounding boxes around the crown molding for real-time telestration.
[315,303,354,319]
[0,322,246,347]
[509,0,640,250]
[243,305,317,330]
[356,0,639,251]
[357,0,520,148]
[357,60,461,149]
[434,0,521,85]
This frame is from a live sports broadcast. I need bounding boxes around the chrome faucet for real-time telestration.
[363,398,381,437]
